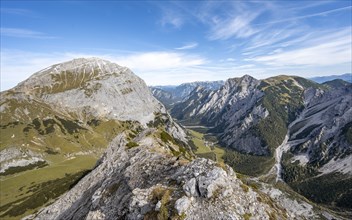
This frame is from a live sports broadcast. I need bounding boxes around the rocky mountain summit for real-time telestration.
[0,58,182,218]
[11,57,161,123]
[1,57,164,175]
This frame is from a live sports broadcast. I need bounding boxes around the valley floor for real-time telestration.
[0,155,97,219]
[187,129,225,163]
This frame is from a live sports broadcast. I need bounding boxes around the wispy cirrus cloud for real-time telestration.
[154,1,193,29]
[158,4,184,29]
[208,11,261,40]
[196,1,351,55]
[1,1,350,90]
[160,14,183,28]
[253,5,352,26]
[248,28,351,66]
[242,25,302,52]
[0,8,35,16]
[193,1,351,75]
[193,1,263,40]
[1,50,71,91]
[175,42,198,50]
[1,28,56,39]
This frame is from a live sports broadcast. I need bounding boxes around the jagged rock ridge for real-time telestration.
[150,80,224,108]
[30,132,331,220]
[169,75,352,211]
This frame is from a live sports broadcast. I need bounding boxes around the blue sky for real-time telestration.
[1,1,351,90]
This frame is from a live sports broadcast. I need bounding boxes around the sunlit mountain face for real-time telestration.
[1,59,350,219]
[1,0,351,219]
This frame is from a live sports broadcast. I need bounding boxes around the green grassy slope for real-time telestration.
[0,96,136,219]
[188,129,225,163]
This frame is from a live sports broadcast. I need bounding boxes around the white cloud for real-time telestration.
[186,1,263,41]
[159,9,184,29]
[249,30,352,66]
[243,26,302,52]
[0,50,119,91]
[115,51,205,71]
[1,48,350,90]
[253,5,352,26]
[0,28,56,39]
[196,0,352,66]
[175,42,198,50]
[0,50,206,90]
[140,65,229,86]
[208,11,260,40]
[161,16,183,28]
[0,8,34,16]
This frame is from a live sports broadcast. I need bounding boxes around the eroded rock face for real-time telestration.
[152,74,352,213]
[171,75,269,155]
[183,178,198,197]
[8,58,162,124]
[175,160,232,199]
[287,84,352,170]
[29,133,327,220]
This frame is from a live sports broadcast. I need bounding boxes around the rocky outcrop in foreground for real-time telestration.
[29,131,332,220]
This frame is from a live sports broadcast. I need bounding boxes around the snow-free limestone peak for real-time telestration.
[0,58,179,218]
[9,58,163,124]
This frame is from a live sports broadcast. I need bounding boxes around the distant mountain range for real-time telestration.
[309,73,351,83]
[150,81,224,108]
[150,74,351,108]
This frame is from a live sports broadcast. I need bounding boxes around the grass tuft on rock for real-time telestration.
[126,141,139,149]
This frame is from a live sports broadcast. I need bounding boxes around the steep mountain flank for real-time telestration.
[171,75,267,153]
[0,58,179,218]
[150,88,175,109]
[280,80,352,210]
[170,75,352,211]
[171,76,324,158]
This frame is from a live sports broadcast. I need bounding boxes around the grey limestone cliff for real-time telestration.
[11,57,162,124]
